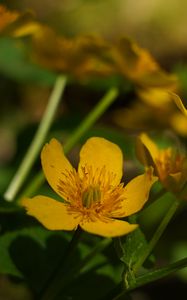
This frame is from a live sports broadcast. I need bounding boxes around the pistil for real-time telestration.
[82,186,101,208]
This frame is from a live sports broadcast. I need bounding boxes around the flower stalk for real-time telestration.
[4,75,67,202]
[130,256,187,291]
[133,197,180,274]
[109,256,187,300]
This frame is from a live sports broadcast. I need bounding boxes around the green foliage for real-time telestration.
[0,216,70,293]
[174,64,187,96]
[0,37,57,85]
[113,225,149,290]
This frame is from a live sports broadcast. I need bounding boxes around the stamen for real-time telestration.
[56,164,124,219]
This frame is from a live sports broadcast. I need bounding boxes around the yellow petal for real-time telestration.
[138,88,171,108]
[170,92,187,117]
[41,138,73,199]
[113,168,157,217]
[80,217,138,237]
[78,137,123,186]
[170,113,187,137]
[138,133,159,162]
[22,195,79,230]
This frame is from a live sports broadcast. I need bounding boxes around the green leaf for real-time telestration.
[0,224,70,293]
[59,263,122,300]
[114,227,148,269]
[173,64,187,96]
[113,221,151,289]
[0,37,57,85]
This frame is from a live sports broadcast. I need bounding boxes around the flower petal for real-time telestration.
[170,113,187,136]
[170,92,187,117]
[138,133,159,163]
[41,138,73,199]
[80,217,138,237]
[78,137,123,186]
[22,195,79,230]
[112,168,157,218]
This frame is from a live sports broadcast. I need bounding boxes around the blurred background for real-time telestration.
[3,0,187,63]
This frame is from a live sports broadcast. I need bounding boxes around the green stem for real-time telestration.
[106,197,180,300]
[130,257,187,291]
[63,87,119,153]
[4,75,67,202]
[111,257,187,300]
[133,198,180,274]
[40,227,83,300]
[19,87,119,199]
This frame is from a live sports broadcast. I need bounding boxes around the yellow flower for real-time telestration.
[136,133,187,195]
[111,38,178,88]
[113,87,187,137]
[22,137,157,237]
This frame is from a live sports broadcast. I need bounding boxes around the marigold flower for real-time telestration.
[22,137,157,237]
[136,133,187,196]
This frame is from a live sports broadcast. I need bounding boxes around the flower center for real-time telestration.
[82,186,101,208]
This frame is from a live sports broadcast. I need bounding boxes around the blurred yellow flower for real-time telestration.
[111,38,177,88]
[31,30,116,79]
[2,5,178,90]
[0,5,19,32]
[22,137,157,237]
[113,87,187,137]
[136,133,187,196]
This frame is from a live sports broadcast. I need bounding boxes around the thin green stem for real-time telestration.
[130,257,187,291]
[4,75,67,202]
[133,198,180,274]
[110,257,187,300]
[40,227,83,300]
[105,197,180,300]
[63,87,119,153]
[18,87,119,199]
